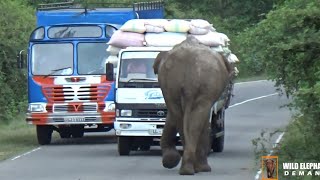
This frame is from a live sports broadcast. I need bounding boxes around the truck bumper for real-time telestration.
[26,112,115,125]
[114,121,166,137]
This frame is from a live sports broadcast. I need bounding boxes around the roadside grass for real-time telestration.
[0,116,38,161]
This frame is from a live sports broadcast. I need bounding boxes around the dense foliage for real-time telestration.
[0,0,34,122]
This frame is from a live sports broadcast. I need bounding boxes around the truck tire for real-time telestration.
[211,109,225,152]
[36,125,53,145]
[59,126,71,138]
[118,137,132,156]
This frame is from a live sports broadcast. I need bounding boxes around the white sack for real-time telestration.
[145,32,187,47]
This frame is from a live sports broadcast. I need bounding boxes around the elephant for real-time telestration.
[153,36,232,175]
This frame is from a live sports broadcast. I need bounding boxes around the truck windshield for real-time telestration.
[77,42,109,75]
[31,43,73,76]
[119,52,159,82]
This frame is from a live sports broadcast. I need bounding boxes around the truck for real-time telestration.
[107,45,234,155]
[17,0,164,145]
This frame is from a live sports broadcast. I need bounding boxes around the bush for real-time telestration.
[0,0,35,123]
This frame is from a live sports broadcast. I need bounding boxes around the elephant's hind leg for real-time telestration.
[195,124,211,173]
[180,101,212,175]
[161,111,181,169]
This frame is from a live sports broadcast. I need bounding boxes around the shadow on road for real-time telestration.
[50,133,117,145]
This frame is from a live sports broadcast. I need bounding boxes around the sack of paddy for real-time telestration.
[190,19,212,29]
[219,33,230,46]
[106,45,122,56]
[164,19,190,33]
[227,53,240,63]
[189,25,209,35]
[145,24,165,33]
[144,19,168,33]
[145,32,187,47]
[188,19,214,35]
[108,30,145,48]
[120,19,146,33]
[190,31,226,46]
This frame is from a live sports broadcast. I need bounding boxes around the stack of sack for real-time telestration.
[106,19,239,75]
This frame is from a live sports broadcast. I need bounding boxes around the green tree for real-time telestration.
[0,0,35,123]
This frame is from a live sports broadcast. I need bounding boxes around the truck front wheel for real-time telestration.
[118,137,132,156]
[36,125,53,145]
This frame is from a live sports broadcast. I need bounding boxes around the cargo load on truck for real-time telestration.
[106,19,239,75]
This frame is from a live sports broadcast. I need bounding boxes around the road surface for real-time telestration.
[0,80,292,180]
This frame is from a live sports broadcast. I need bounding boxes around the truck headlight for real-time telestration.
[121,110,132,117]
[104,102,115,112]
[28,103,46,112]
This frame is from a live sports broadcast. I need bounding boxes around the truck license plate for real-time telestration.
[149,129,163,135]
[64,117,86,122]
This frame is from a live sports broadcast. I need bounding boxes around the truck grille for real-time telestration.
[136,109,167,118]
[53,104,97,113]
[42,85,110,102]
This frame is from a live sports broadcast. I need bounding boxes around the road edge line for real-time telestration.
[11,147,41,161]
[229,93,279,108]
[235,80,268,85]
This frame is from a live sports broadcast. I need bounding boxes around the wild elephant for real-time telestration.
[153,36,232,175]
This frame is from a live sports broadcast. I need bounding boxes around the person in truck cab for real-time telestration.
[127,60,147,74]
[126,60,147,78]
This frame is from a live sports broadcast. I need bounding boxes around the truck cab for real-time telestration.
[19,1,164,145]
[113,47,231,155]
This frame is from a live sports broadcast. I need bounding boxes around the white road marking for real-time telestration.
[11,147,41,161]
[229,93,279,108]
[235,80,268,85]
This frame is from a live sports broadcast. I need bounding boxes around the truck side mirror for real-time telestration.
[106,62,114,81]
[17,50,26,69]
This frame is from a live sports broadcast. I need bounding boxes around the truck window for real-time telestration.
[119,51,161,82]
[48,26,102,38]
[31,43,73,76]
[119,58,158,81]
[77,42,109,75]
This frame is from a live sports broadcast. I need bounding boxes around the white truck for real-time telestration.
[106,47,233,155]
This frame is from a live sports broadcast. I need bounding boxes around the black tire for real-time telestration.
[36,125,53,145]
[118,137,132,156]
[59,126,72,138]
[211,109,225,152]
[70,125,85,138]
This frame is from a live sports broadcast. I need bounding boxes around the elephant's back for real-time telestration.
[163,38,230,99]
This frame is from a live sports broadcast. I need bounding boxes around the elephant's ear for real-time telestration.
[153,51,168,74]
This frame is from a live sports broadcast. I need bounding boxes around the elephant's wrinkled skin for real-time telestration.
[153,37,231,175]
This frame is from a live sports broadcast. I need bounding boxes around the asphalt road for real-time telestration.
[0,80,292,180]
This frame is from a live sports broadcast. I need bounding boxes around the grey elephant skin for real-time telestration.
[153,37,231,175]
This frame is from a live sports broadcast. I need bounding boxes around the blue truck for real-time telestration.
[17,0,164,145]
